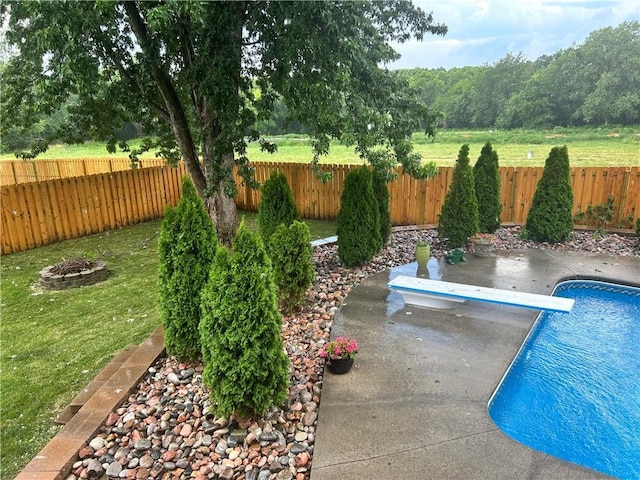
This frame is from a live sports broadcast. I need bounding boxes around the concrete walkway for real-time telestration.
[311,249,639,480]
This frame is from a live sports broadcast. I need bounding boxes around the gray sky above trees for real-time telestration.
[391,0,639,69]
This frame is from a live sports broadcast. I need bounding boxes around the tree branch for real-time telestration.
[122,0,207,194]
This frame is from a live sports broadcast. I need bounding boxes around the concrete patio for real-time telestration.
[311,249,639,480]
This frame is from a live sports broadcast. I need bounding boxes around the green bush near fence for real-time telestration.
[258,172,300,245]
[372,166,392,246]
[473,142,502,233]
[337,166,382,267]
[438,144,479,248]
[524,146,574,243]
[270,221,315,313]
[158,177,217,362]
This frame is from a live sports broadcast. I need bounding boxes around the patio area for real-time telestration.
[311,249,639,480]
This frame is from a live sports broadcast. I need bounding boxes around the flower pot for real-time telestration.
[326,357,354,374]
[415,244,430,267]
[473,240,494,258]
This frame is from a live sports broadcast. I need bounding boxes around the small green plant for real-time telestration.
[200,222,289,417]
[337,166,382,267]
[269,221,315,313]
[636,217,640,237]
[258,172,300,244]
[438,144,479,248]
[617,213,635,230]
[574,195,616,233]
[158,177,217,362]
[525,146,574,243]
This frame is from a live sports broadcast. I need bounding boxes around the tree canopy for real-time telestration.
[1,1,446,243]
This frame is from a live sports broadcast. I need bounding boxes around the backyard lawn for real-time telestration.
[0,212,336,479]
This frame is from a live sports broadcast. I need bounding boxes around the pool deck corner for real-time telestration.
[311,249,639,480]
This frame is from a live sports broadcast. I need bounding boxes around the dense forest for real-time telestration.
[261,21,639,133]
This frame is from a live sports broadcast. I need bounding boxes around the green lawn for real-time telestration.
[0,212,336,479]
[2,127,638,167]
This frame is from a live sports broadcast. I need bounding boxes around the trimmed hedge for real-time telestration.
[473,142,502,233]
[438,144,479,248]
[258,172,300,243]
[525,146,574,243]
[270,221,315,313]
[337,166,382,267]
[158,177,217,362]
[199,223,289,417]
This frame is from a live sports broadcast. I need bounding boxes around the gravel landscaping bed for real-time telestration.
[67,227,639,480]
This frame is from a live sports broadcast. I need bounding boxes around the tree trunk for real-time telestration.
[204,152,238,246]
[206,191,237,247]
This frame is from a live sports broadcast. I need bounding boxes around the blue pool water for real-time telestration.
[488,280,640,479]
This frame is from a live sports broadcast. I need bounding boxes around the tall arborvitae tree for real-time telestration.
[372,166,392,246]
[473,142,502,233]
[258,172,300,244]
[525,146,574,243]
[337,167,382,267]
[269,221,315,313]
[200,223,289,417]
[438,144,479,248]
[158,177,217,362]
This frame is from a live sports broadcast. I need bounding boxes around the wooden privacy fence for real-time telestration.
[2,162,638,255]
[0,157,167,186]
[2,164,186,254]
[236,162,639,227]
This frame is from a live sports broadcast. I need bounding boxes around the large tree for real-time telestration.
[1,1,446,243]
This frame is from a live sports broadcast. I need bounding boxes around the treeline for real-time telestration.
[396,21,639,129]
[260,21,639,133]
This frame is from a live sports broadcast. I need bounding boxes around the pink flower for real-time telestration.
[321,336,359,360]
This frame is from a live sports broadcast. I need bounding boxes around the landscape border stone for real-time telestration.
[39,260,109,290]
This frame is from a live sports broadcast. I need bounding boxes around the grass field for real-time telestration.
[0,212,336,479]
[2,127,638,167]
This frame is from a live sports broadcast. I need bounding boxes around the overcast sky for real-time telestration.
[390,0,639,70]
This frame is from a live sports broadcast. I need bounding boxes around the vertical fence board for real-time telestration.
[6,185,28,252]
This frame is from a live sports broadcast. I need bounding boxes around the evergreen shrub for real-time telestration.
[473,142,502,233]
[438,144,479,248]
[372,166,392,246]
[258,172,300,244]
[636,217,639,238]
[525,146,574,243]
[337,167,382,267]
[158,177,217,362]
[200,223,289,417]
[270,221,315,313]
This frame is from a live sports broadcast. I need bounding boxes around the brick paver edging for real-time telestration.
[16,327,166,480]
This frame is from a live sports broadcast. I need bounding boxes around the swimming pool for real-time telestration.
[488,280,640,479]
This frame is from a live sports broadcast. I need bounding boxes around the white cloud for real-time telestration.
[391,0,639,69]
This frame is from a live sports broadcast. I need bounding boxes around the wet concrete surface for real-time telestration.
[311,249,639,480]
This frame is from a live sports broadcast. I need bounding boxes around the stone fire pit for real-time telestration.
[39,257,108,290]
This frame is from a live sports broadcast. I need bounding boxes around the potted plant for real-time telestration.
[321,336,358,374]
[469,233,496,257]
[415,241,431,267]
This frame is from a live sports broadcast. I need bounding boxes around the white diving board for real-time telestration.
[387,276,575,313]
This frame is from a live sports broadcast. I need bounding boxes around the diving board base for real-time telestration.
[388,276,574,313]
[394,289,466,309]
